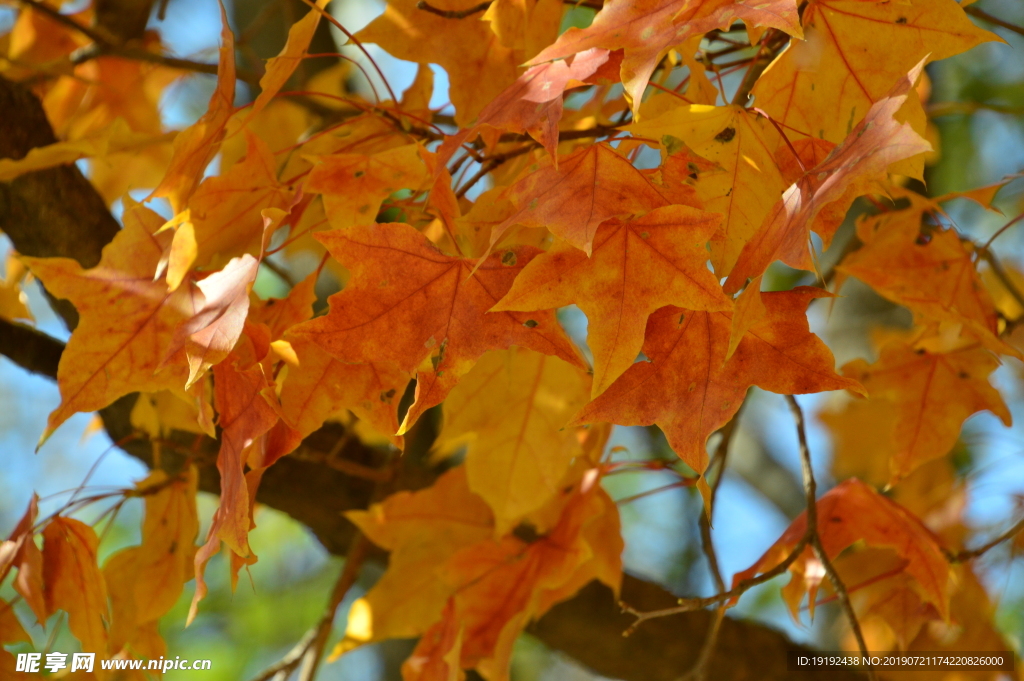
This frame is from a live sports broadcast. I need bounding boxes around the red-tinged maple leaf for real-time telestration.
[528,0,802,117]
[23,202,193,441]
[289,222,586,433]
[487,143,696,255]
[189,350,279,624]
[250,273,411,455]
[732,478,952,621]
[574,289,862,475]
[436,47,615,166]
[493,205,730,396]
[402,599,464,681]
[150,3,235,210]
[837,193,1019,359]
[840,341,1011,484]
[276,338,410,451]
[830,548,940,650]
[0,496,46,626]
[724,62,933,293]
[340,464,621,679]
[42,518,109,655]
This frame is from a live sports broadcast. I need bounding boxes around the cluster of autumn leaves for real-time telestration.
[1,0,1022,677]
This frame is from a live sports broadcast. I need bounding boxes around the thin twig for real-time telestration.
[982,212,1024,249]
[685,478,730,679]
[730,30,788,106]
[297,532,372,681]
[949,516,1024,563]
[247,532,371,681]
[965,6,1024,38]
[296,0,398,104]
[15,0,108,44]
[416,0,492,18]
[619,532,809,633]
[978,246,1024,313]
[16,0,262,85]
[682,608,725,681]
[786,396,876,681]
[261,258,297,287]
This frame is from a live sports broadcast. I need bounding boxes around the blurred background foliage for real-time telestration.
[1,0,1024,678]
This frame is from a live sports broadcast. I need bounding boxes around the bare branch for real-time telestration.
[619,532,810,632]
[965,5,1024,38]
[0,319,64,378]
[950,516,1024,563]
[14,0,110,45]
[978,246,1024,315]
[787,395,876,681]
[15,0,261,85]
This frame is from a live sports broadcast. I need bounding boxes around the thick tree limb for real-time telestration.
[0,77,120,270]
[531,576,864,681]
[0,68,866,681]
[0,318,64,378]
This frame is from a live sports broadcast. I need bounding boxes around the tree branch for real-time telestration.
[949,515,1024,563]
[965,6,1024,38]
[531,576,865,681]
[0,319,64,378]
[787,395,875,681]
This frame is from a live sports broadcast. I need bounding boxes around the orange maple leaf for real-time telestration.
[43,518,109,655]
[290,222,586,432]
[0,496,46,626]
[751,0,998,150]
[356,0,521,126]
[494,205,730,395]
[488,143,696,255]
[574,289,861,475]
[838,192,1018,358]
[23,203,192,440]
[841,341,1011,484]
[732,478,952,621]
[725,62,933,293]
[306,144,427,230]
[150,3,235,209]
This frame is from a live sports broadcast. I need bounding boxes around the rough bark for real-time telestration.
[0,73,865,681]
